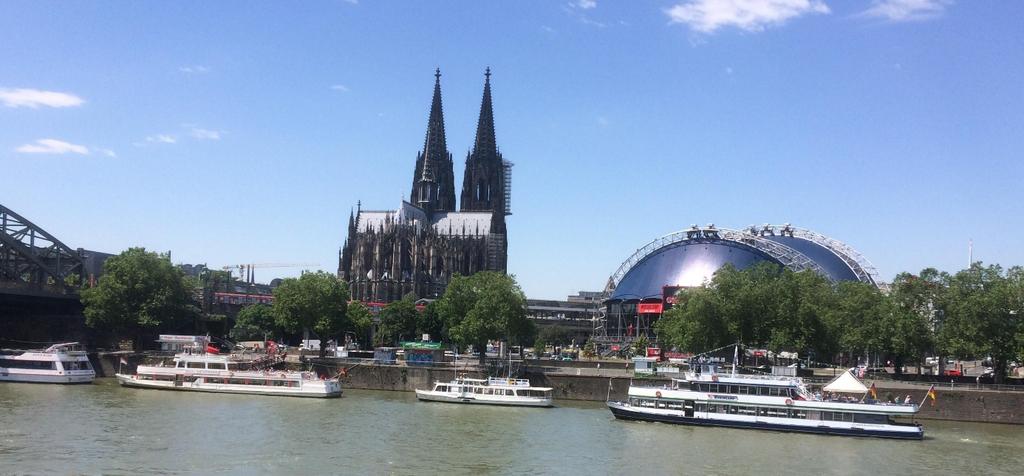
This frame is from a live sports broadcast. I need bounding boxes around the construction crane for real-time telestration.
[220,263,321,284]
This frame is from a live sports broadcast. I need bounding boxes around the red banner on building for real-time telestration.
[637,302,664,314]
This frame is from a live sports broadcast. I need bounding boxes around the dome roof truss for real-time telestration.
[608,225,833,291]
[758,224,879,285]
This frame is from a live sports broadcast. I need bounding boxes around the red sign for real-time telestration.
[753,350,766,357]
[646,347,662,358]
[637,302,663,314]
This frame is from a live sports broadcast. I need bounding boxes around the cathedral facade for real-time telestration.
[339,69,512,303]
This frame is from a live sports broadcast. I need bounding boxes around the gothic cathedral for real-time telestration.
[338,69,512,303]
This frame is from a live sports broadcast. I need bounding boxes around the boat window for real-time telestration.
[176,361,184,368]
[187,362,204,369]
[756,386,768,396]
[791,410,807,419]
[853,413,886,424]
[0,360,56,370]
[208,362,226,370]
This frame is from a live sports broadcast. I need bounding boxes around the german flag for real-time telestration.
[927,385,937,406]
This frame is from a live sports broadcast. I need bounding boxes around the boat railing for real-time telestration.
[487,377,532,387]
[677,373,804,384]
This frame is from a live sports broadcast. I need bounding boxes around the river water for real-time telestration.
[1,379,1022,475]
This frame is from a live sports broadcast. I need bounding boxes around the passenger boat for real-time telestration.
[116,350,341,398]
[608,362,924,440]
[0,342,95,384]
[416,376,554,407]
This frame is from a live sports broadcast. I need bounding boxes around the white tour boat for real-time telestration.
[609,362,924,440]
[416,376,554,407]
[116,350,341,398]
[0,342,95,384]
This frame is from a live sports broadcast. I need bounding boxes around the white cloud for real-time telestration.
[98,148,117,158]
[576,0,597,9]
[666,0,830,34]
[179,65,210,74]
[330,84,350,92]
[190,128,223,140]
[146,134,177,144]
[16,138,89,155]
[862,0,952,22]
[0,88,85,108]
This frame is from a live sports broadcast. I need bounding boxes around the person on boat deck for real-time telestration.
[904,395,912,404]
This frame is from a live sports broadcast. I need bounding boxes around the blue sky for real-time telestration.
[2,1,1022,299]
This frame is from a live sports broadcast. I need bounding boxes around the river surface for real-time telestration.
[1,379,1022,475]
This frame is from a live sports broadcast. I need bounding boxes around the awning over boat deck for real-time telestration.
[822,369,868,393]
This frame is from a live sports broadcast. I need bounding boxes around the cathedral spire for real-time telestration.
[460,68,506,218]
[471,67,498,160]
[420,68,447,182]
[411,68,456,215]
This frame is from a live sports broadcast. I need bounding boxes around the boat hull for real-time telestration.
[415,389,553,407]
[0,372,94,384]
[607,402,923,440]
[116,373,341,398]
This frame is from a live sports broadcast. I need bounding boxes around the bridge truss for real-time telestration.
[0,204,83,292]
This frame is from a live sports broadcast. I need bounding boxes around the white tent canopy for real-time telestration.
[822,369,868,393]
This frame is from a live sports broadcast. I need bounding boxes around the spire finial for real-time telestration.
[435,68,441,82]
[485,67,491,82]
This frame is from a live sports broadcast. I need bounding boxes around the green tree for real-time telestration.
[347,301,374,347]
[416,301,445,342]
[81,247,197,348]
[939,264,1023,382]
[632,334,650,357]
[376,297,419,346]
[582,339,597,360]
[656,286,730,353]
[889,268,948,372]
[537,325,573,346]
[272,271,350,358]
[656,264,837,361]
[230,304,277,341]
[532,339,547,359]
[436,271,533,365]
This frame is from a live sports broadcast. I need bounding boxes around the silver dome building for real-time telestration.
[601,224,879,340]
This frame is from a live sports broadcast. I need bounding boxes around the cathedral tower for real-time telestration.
[410,69,457,216]
[460,68,511,234]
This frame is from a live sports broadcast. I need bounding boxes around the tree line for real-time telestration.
[655,262,1024,382]
[82,248,534,362]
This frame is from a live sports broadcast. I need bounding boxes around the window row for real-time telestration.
[693,383,796,397]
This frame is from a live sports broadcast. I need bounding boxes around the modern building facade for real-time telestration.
[339,69,512,303]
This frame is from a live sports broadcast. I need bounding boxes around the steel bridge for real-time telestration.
[1,203,83,297]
